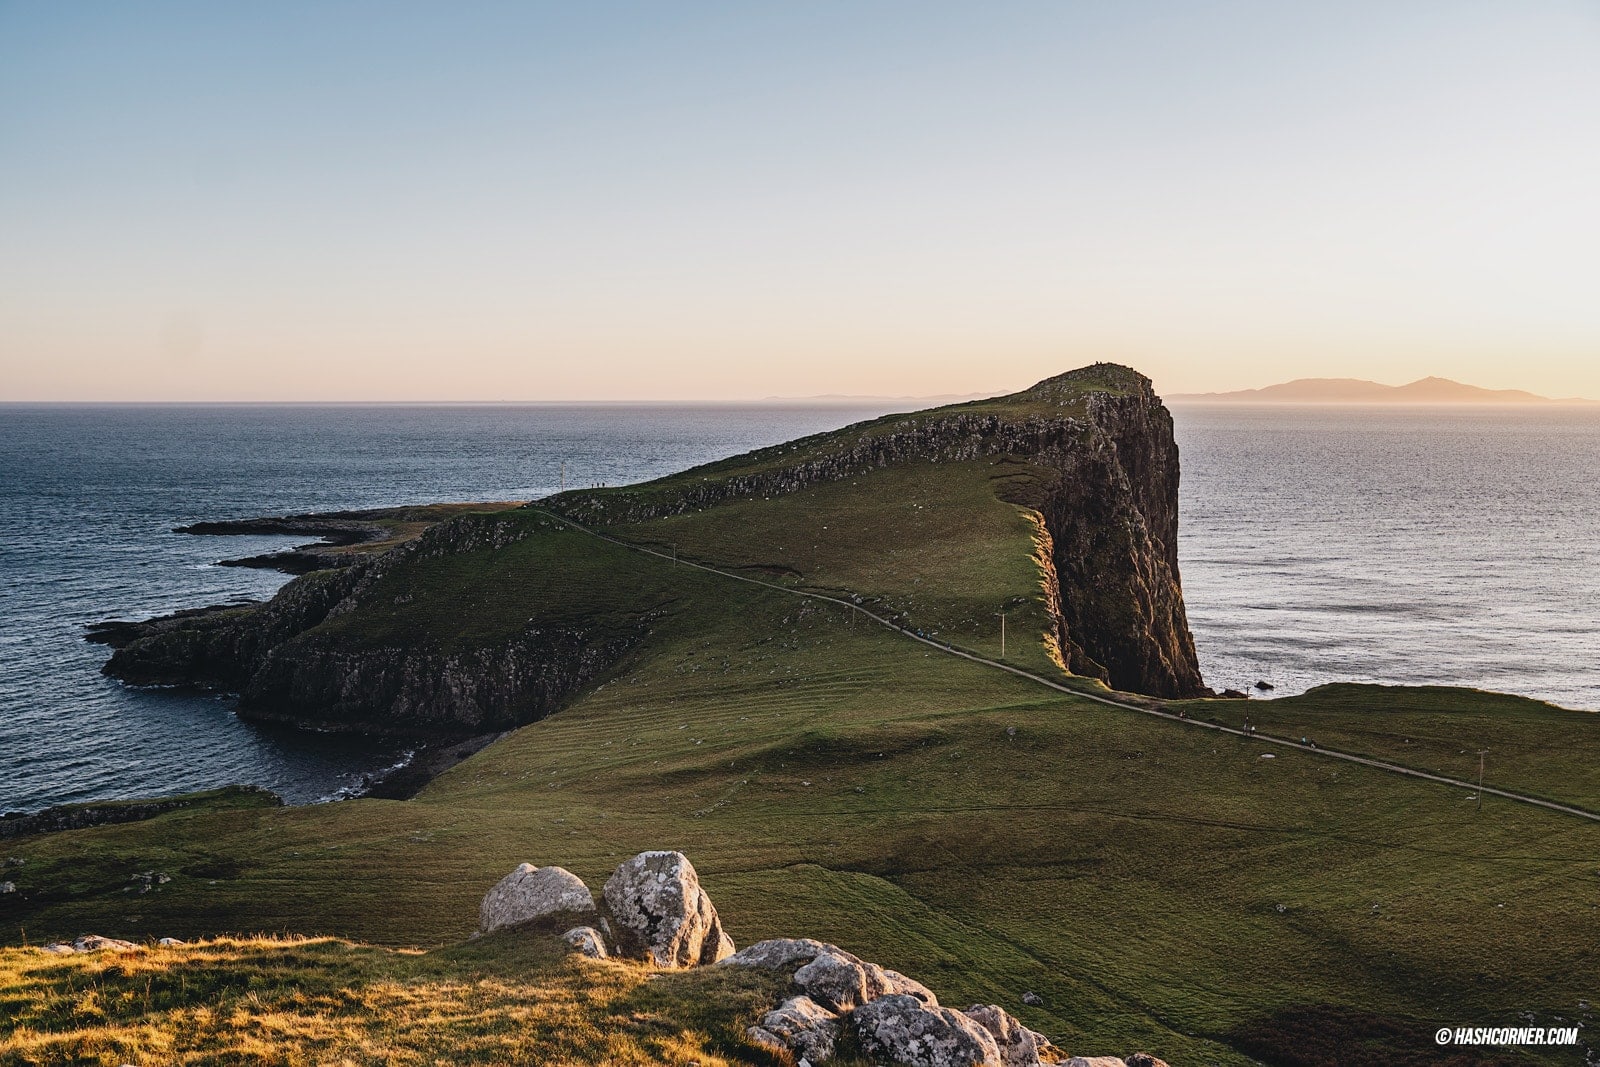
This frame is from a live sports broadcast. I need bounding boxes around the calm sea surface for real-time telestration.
[2,402,1596,812]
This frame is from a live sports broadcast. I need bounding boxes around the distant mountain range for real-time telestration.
[1170,376,1594,405]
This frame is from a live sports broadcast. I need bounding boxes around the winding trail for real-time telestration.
[535,508,1600,826]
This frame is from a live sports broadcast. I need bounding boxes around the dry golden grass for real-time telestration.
[0,932,789,1066]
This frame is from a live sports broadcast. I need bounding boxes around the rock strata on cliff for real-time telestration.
[99,512,647,736]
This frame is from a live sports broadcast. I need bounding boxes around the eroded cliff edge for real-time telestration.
[96,362,1207,737]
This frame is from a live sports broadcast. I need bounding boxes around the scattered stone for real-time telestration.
[157,937,186,947]
[40,943,76,954]
[1065,1058,1128,1067]
[1254,680,1275,691]
[720,937,834,972]
[755,995,841,1062]
[479,863,596,934]
[1021,991,1045,1007]
[964,1003,1044,1067]
[2,857,23,867]
[0,881,15,894]
[561,926,608,959]
[602,851,734,967]
[1124,1056,1169,1067]
[1220,689,1248,699]
[852,993,1003,1067]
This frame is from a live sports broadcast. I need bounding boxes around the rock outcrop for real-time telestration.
[963,1003,1049,1067]
[794,947,939,1012]
[853,994,1004,1067]
[749,995,842,1063]
[601,851,735,967]
[479,863,597,933]
[473,853,1167,1067]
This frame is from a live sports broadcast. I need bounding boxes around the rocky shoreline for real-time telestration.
[0,786,281,840]
[175,502,522,574]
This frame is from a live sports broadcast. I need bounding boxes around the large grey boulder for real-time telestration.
[852,993,1003,1067]
[963,1004,1043,1067]
[748,995,840,1062]
[795,949,939,1013]
[479,863,595,934]
[720,937,835,971]
[601,850,734,967]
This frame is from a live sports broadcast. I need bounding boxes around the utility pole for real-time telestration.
[997,610,1006,659]
[1477,750,1488,812]
[560,461,566,492]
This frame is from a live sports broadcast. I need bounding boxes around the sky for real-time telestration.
[3,1,1598,402]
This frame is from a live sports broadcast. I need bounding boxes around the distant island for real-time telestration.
[1170,375,1594,405]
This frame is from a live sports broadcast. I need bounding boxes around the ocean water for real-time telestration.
[1173,404,1600,710]
[1,402,1595,814]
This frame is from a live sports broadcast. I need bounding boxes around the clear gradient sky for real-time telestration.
[3,2,1598,401]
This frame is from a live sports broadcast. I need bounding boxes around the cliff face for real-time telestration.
[1020,368,1206,697]
[103,515,645,736]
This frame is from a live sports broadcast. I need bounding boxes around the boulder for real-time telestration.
[479,863,596,934]
[1021,991,1044,1007]
[561,926,608,959]
[852,993,1003,1067]
[1065,1059,1128,1067]
[1124,1055,1170,1067]
[157,937,186,947]
[963,1004,1043,1067]
[601,851,734,967]
[883,967,940,1006]
[720,937,835,971]
[755,995,841,1062]
[71,935,137,952]
[795,949,939,1013]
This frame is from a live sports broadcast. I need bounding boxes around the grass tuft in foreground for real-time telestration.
[0,929,793,1067]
